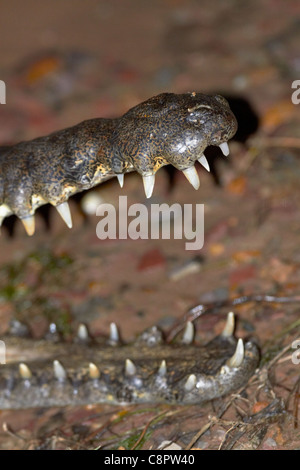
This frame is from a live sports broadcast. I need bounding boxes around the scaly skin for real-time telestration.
[0,92,237,234]
[0,315,259,409]
[0,92,253,410]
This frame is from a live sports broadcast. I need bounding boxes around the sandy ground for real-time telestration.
[0,0,299,450]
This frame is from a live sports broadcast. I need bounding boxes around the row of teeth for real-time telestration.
[0,142,230,236]
[16,312,245,390]
[142,142,229,199]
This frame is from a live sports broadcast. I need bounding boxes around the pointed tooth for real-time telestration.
[89,363,100,380]
[45,322,61,342]
[184,374,196,392]
[53,360,67,381]
[19,363,32,380]
[221,312,235,337]
[142,174,155,199]
[21,216,35,236]
[158,360,167,377]
[109,322,119,344]
[227,339,244,368]
[125,358,136,376]
[198,154,210,172]
[0,204,12,219]
[219,142,230,156]
[220,365,230,375]
[55,202,72,228]
[182,166,200,190]
[0,205,11,234]
[182,321,194,345]
[77,323,89,341]
[117,174,124,188]
[49,322,58,335]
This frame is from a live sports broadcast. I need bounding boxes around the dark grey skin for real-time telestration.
[0,323,259,409]
[0,92,237,229]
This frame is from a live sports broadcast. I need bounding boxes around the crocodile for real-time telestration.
[0,314,259,409]
[0,92,259,409]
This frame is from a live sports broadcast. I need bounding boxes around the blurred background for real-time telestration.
[0,0,299,143]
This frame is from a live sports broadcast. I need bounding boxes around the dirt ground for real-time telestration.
[0,0,299,450]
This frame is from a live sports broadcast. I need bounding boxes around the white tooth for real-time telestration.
[109,322,119,344]
[221,312,235,337]
[48,322,58,336]
[182,321,194,345]
[125,358,136,376]
[21,216,35,236]
[184,374,196,392]
[219,142,229,156]
[77,324,89,341]
[227,339,244,368]
[89,363,100,380]
[56,202,72,228]
[198,154,210,172]
[158,360,167,377]
[19,363,32,379]
[220,365,230,375]
[0,204,12,219]
[117,174,124,188]
[142,175,155,199]
[182,166,200,190]
[53,360,67,381]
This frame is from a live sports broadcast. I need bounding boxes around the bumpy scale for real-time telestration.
[0,93,255,410]
[0,313,259,409]
[0,92,237,234]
